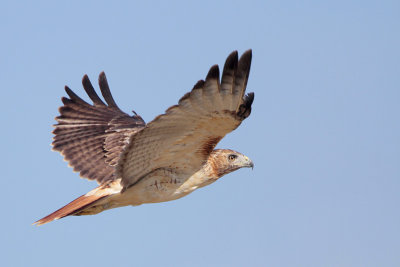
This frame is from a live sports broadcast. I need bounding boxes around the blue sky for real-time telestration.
[1,1,399,266]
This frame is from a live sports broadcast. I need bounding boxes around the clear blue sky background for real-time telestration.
[1,1,399,266]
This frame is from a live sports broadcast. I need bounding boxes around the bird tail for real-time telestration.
[33,186,112,226]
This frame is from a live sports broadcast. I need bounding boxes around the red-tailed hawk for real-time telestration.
[35,50,254,225]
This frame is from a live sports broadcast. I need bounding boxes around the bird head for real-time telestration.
[208,149,254,178]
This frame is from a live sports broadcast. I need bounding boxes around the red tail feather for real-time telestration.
[34,189,109,226]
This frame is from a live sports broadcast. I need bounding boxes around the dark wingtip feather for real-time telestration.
[64,86,73,96]
[61,95,75,105]
[244,92,254,107]
[237,92,255,119]
[98,72,119,109]
[98,71,106,82]
[206,65,220,81]
[223,50,239,72]
[64,86,87,104]
[193,80,205,90]
[238,49,252,73]
[82,74,106,106]
[243,49,252,56]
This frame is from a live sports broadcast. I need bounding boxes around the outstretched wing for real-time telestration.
[117,50,254,189]
[53,72,145,184]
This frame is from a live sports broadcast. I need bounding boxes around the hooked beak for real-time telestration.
[243,156,254,170]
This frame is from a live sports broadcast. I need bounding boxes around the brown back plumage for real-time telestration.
[53,72,145,184]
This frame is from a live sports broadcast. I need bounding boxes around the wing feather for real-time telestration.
[53,73,145,184]
[117,50,254,189]
[221,50,238,110]
[98,72,120,109]
[232,50,252,110]
[82,75,106,106]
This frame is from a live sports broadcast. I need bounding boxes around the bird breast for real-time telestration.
[120,167,216,205]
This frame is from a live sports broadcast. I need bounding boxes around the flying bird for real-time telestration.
[35,50,254,225]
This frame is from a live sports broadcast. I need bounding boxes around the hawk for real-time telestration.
[35,50,254,225]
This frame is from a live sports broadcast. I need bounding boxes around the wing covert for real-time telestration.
[117,50,254,189]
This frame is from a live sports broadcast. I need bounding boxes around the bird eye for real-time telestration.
[228,154,237,161]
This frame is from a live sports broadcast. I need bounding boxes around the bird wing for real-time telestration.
[53,72,145,184]
[117,50,254,189]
